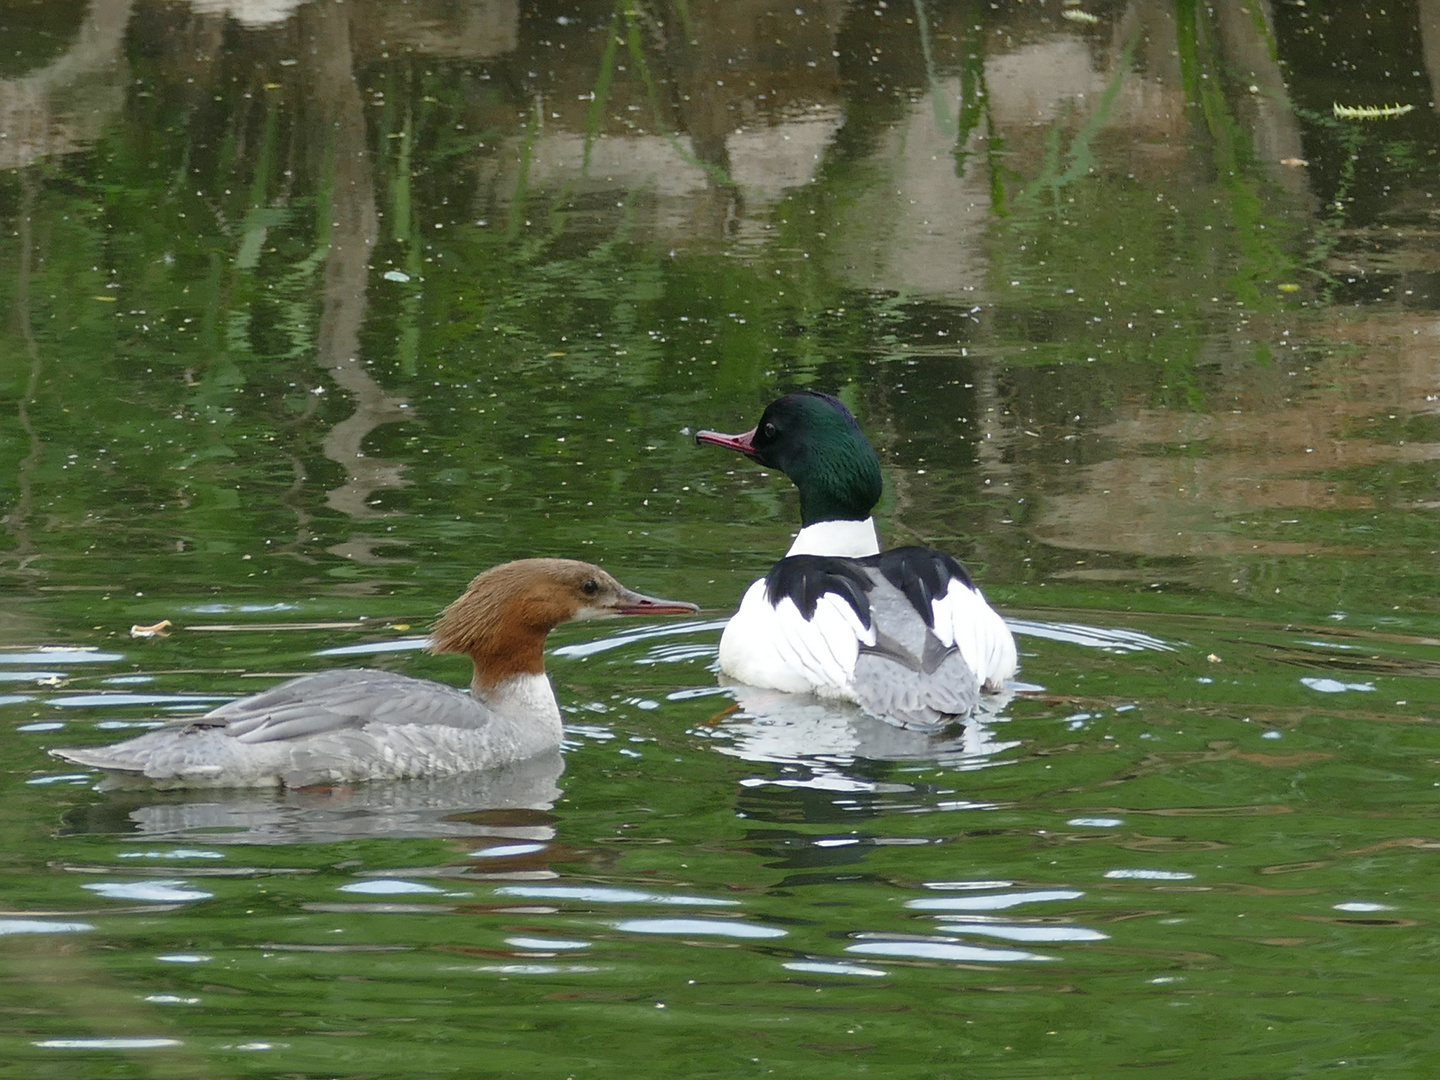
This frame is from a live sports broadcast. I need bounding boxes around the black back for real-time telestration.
[765,555,874,626]
[872,547,973,629]
[764,545,974,628]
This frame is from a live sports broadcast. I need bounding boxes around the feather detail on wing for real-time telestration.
[718,580,870,696]
[51,669,562,787]
[764,556,873,625]
[928,579,1019,691]
[201,669,483,743]
[850,631,981,731]
[871,546,972,625]
[51,669,489,783]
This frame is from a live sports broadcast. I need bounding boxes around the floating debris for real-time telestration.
[1332,102,1414,120]
[130,620,173,639]
[1279,157,1308,167]
[1061,8,1100,23]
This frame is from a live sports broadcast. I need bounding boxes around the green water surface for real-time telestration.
[2,1,1439,1077]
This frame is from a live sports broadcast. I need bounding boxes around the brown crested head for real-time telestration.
[431,558,698,690]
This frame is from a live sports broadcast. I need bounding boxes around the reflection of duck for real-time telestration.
[715,684,1018,768]
[60,751,565,844]
[51,560,696,788]
[697,392,1016,731]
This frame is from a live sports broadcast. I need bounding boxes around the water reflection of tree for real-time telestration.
[0,0,133,581]
[0,0,132,171]
[297,0,412,563]
[1,0,1437,614]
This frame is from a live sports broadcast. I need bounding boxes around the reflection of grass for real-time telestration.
[1014,41,1134,210]
[584,11,623,173]
[955,41,1005,204]
[911,0,1005,196]
[1180,17,1297,310]
[1297,112,1429,302]
[579,2,733,187]
[621,4,733,187]
[989,179,1211,374]
[4,0,1431,636]
[385,86,424,376]
[986,4,1304,382]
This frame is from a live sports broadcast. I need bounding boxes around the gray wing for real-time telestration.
[850,572,981,731]
[198,668,484,743]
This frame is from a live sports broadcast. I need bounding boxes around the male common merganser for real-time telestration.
[50,559,698,788]
[696,391,1017,730]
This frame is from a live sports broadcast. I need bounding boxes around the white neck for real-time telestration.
[476,673,565,758]
[785,517,880,558]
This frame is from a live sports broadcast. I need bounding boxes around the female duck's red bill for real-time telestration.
[694,427,758,457]
[611,589,700,616]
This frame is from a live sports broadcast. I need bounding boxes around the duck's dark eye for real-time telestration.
[582,579,599,596]
[763,422,777,438]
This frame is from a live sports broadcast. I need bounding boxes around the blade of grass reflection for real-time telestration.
[585,10,622,175]
[619,0,733,187]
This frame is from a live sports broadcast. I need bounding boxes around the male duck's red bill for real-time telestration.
[698,391,1016,731]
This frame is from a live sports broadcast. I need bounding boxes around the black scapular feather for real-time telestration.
[872,546,973,629]
[764,547,974,629]
[765,555,873,628]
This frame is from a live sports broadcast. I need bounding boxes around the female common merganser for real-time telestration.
[50,559,697,788]
[696,391,1016,731]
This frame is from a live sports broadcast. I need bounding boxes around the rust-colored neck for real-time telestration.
[430,565,575,693]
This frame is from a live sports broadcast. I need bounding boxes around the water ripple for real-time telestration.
[907,889,1084,911]
[937,921,1108,942]
[783,960,888,977]
[847,939,1050,963]
[35,1038,183,1050]
[339,879,446,896]
[1103,869,1196,881]
[614,918,786,939]
[0,919,94,936]
[506,936,591,950]
[0,648,124,665]
[1300,677,1376,694]
[1008,618,1176,652]
[551,619,727,659]
[494,885,740,906]
[83,880,214,902]
[48,693,230,709]
[315,637,431,658]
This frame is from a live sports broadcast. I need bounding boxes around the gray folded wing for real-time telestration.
[201,668,484,743]
[50,668,498,785]
[850,572,981,731]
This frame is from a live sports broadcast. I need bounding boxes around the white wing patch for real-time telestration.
[929,581,1018,691]
[718,581,872,697]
